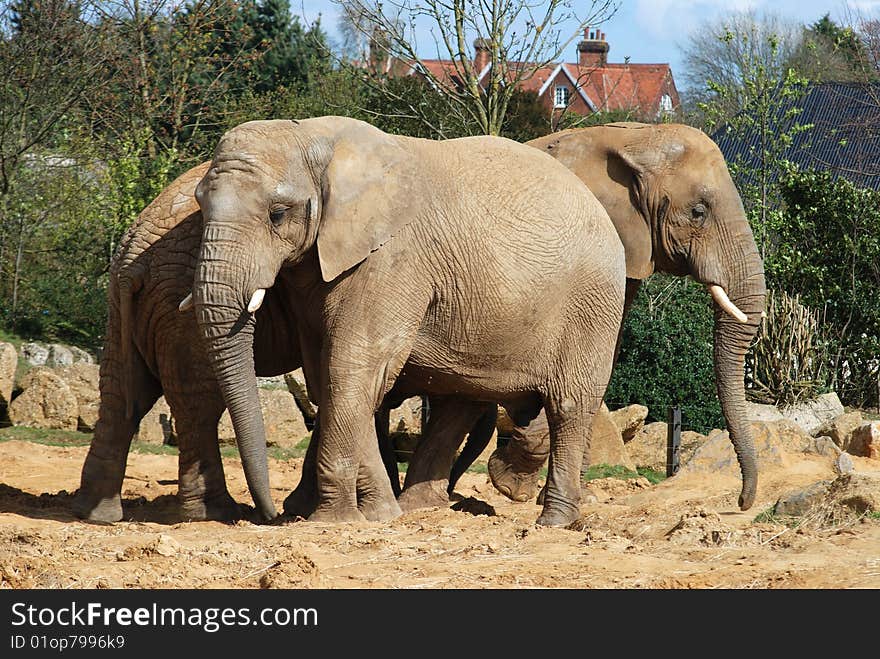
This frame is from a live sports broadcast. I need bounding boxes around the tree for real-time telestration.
[334,0,619,136]
[788,13,874,83]
[695,18,812,261]
[0,0,113,328]
[679,10,802,124]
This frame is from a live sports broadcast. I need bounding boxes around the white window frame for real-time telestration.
[554,85,570,108]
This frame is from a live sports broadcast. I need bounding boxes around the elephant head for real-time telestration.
[530,122,766,510]
[191,117,418,521]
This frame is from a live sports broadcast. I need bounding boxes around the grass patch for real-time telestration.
[0,425,92,447]
[637,466,667,484]
[582,463,641,482]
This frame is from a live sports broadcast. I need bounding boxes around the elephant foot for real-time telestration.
[180,492,242,522]
[358,494,403,522]
[72,490,123,523]
[398,481,450,512]
[535,490,581,528]
[283,484,319,518]
[488,448,543,502]
[308,504,367,523]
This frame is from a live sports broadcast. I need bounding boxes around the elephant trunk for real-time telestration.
[195,224,277,521]
[712,248,766,511]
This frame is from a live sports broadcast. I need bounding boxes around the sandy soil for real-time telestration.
[1,440,879,589]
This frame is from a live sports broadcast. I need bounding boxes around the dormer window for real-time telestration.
[554,85,571,108]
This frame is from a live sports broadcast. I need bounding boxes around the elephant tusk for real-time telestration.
[247,288,266,313]
[707,285,748,323]
[178,293,194,312]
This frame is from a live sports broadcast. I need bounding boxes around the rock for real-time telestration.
[283,369,316,423]
[848,422,880,460]
[55,363,101,431]
[19,342,49,367]
[68,346,95,364]
[46,344,74,368]
[679,421,793,477]
[608,404,648,442]
[826,473,880,514]
[812,411,863,450]
[835,452,854,475]
[388,396,423,436]
[625,421,706,472]
[778,392,845,434]
[745,402,784,423]
[219,388,308,449]
[805,436,843,459]
[773,481,832,516]
[0,341,17,408]
[587,405,636,471]
[135,397,175,445]
[8,367,79,430]
[256,375,286,388]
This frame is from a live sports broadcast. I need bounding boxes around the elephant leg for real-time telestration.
[398,398,488,511]
[165,389,240,522]
[73,349,161,523]
[488,409,550,502]
[489,278,640,504]
[536,392,600,527]
[283,417,320,518]
[374,405,401,496]
[448,404,497,495]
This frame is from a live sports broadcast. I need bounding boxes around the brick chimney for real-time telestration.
[577,27,609,67]
[473,37,491,75]
[369,26,390,73]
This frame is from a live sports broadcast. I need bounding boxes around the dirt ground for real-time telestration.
[1,439,879,590]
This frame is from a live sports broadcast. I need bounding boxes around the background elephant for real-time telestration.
[73,162,491,523]
[482,122,766,511]
[192,116,626,527]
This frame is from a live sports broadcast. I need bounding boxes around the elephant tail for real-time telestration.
[117,268,144,421]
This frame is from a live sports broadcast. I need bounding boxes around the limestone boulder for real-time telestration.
[826,472,880,514]
[55,363,101,431]
[778,392,845,435]
[46,344,74,368]
[388,396,423,436]
[812,411,863,450]
[609,404,648,442]
[0,341,17,409]
[219,388,309,449]
[848,422,880,460]
[625,421,707,472]
[283,369,317,424]
[774,481,833,516]
[19,342,49,367]
[8,367,79,430]
[587,404,636,471]
[135,397,175,445]
[744,401,784,423]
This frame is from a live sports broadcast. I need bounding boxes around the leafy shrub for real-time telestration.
[605,275,724,433]
[768,167,880,408]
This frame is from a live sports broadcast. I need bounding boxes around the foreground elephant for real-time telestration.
[192,116,626,526]
[483,122,767,510]
[72,163,310,522]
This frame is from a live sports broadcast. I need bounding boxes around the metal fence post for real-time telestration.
[666,405,681,477]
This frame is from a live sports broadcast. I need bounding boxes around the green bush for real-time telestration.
[768,167,880,408]
[605,274,724,433]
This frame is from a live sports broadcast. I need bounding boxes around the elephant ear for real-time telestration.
[317,133,419,282]
[607,132,685,280]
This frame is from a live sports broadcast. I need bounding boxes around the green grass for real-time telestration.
[581,463,667,484]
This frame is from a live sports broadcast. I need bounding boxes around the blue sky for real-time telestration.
[294,1,880,92]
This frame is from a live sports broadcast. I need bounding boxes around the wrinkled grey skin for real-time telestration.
[484,122,767,511]
[72,163,306,523]
[71,162,486,523]
[192,116,626,527]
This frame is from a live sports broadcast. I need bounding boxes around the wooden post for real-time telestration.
[666,405,681,477]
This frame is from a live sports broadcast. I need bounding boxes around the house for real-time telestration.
[368,28,681,125]
[712,82,880,191]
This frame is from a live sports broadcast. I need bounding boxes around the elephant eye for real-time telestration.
[691,203,707,225]
[269,206,289,227]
